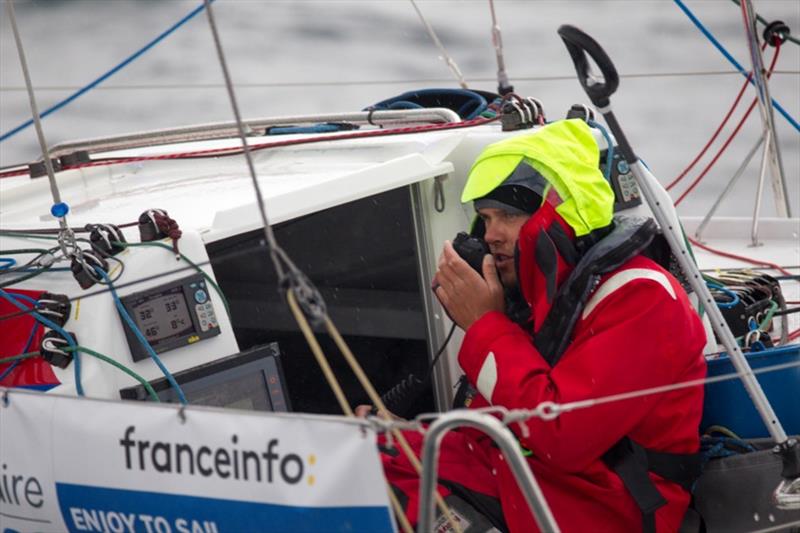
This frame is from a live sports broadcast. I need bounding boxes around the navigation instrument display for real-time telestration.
[119,274,221,361]
[131,286,194,343]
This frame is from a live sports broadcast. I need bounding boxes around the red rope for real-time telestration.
[666,41,767,192]
[688,236,793,276]
[151,211,182,256]
[673,41,781,206]
[0,116,498,180]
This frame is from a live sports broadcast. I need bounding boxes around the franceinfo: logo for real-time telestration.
[118,426,309,485]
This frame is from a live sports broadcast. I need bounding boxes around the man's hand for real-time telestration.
[433,240,505,330]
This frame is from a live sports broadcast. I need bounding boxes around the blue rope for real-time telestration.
[0,258,17,270]
[588,119,614,180]
[0,0,214,143]
[673,0,800,133]
[95,268,187,405]
[706,280,740,309]
[0,289,83,395]
[0,321,41,383]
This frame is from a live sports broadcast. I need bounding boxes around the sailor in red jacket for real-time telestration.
[430,119,708,532]
[373,119,706,532]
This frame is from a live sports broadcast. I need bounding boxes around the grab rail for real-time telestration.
[43,108,461,159]
[416,410,560,533]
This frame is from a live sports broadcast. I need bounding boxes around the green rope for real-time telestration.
[0,247,52,255]
[114,240,232,322]
[0,264,52,289]
[0,231,59,241]
[759,299,779,330]
[64,345,159,402]
[0,352,39,365]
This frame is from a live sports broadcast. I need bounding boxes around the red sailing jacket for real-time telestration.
[457,203,708,532]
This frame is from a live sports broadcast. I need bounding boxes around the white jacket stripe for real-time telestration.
[476,352,498,402]
[582,268,676,320]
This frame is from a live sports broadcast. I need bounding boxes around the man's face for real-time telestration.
[477,207,532,288]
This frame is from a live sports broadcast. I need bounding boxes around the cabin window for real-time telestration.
[207,186,434,415]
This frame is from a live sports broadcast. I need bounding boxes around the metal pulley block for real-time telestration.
[70,250,109,290]
[89,223,126,256]
[40,330,77,369]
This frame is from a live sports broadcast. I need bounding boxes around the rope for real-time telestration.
[202,0,452,528]
[0,352,39,365]
[729,0,800,46]
[286,293,414,533]
[326,316,463,532]
[64,345,159,402]
[673,41,781,206]
[0,1,213,143]
[150,211,183,256]
[286,290,450,533]
[408,0,468,89]
[0,115,498,180]
[4,0,78,262]
[114,241,232,322]
[0,288,83,395]
[672,0,800,132]
[1,70,797,93]
[690,236,792,276]
[667,41,767,191]
[95,268,187,404]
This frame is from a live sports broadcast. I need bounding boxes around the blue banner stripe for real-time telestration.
[56,483,394,533]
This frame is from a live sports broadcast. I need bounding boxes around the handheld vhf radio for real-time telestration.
[452,232,490,275]
[377,233,490,419]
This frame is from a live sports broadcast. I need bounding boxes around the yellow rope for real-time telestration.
[286,290,351,414]
[325,316,463,533]
[286,290,413,533]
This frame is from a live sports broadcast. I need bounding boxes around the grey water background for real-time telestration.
[1,0,798,217]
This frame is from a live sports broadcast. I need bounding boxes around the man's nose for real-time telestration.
[484,223,502,245]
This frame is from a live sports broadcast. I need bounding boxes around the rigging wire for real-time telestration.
[408,0,468,89]
[672,40,781,206]
[666,41,767,192]
[201,1,454,528]
[1,70,797,93]
[729,0,800,46]
[672,0,800,132]
[487,0,513,95]
[0,0,213,143]
[4,0,77,261]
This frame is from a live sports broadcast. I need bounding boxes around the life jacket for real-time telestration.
[462,119,702,532]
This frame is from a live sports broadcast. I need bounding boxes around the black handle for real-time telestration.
[557,25,619,108]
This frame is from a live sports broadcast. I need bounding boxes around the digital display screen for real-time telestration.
[130,286,195,343]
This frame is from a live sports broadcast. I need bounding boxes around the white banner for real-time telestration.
[0,390,395,533]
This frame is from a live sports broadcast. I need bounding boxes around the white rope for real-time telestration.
[364,357,800,435]
[408,0,468,89]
